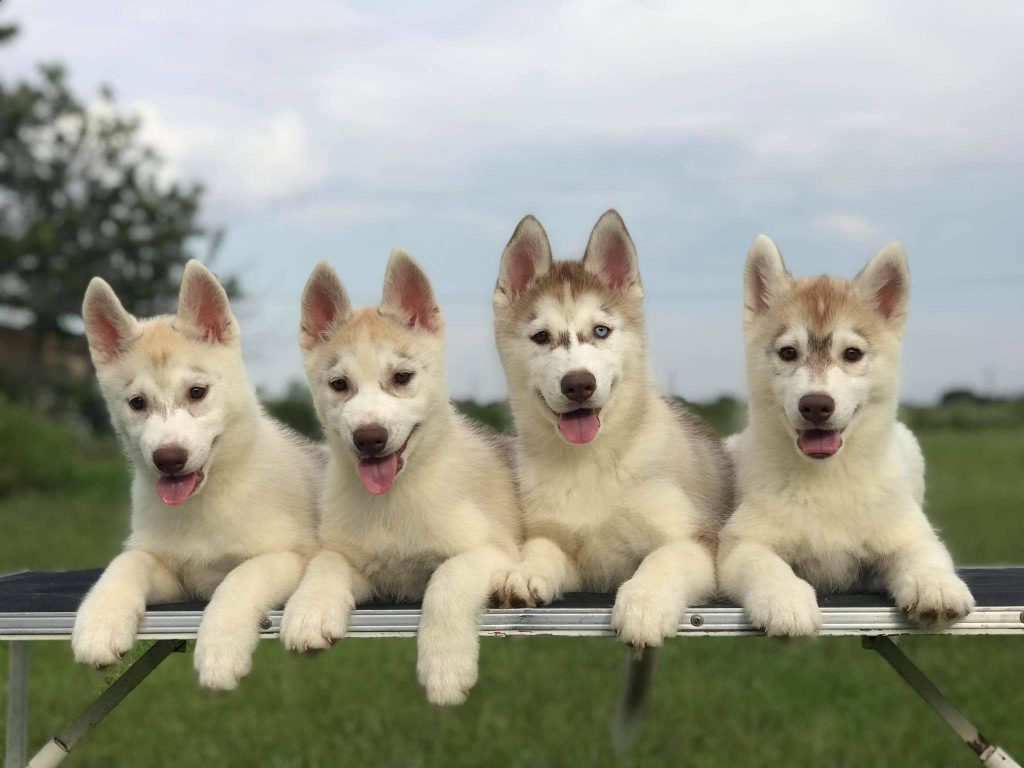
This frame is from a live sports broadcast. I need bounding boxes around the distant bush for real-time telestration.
[901,399,1024,432]
[454,401,513,433]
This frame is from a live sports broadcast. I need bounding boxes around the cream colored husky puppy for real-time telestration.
[492,211,732,650]
[73,261,320,689]
[280,250,520,706]
[718,237,974,636]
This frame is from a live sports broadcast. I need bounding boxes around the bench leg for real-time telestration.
[863,636,1021,767]
[5,643,29,768]
[25,640,184,768]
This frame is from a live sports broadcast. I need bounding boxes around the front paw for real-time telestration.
[194,632,254,691]
[611,582,681,649]
[495,569,557,608]
[893,570,975,624]
[745,578,821,637]
[72,603,140,668]
[417,637,478,706]
[280,594,353,653]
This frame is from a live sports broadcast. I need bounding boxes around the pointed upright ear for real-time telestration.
[582,209,642,295]
[855,242,910,326]
[300,262,351,350]
[495,215,552,304]
[381,249,443,334]
[176,260,238,344]
[744,235,790,320]
[82,278,138,363]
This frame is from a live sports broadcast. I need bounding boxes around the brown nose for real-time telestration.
[799,394,835,425]
[152,445,189,475]
[561,370,597,404]
[353,424,389,456]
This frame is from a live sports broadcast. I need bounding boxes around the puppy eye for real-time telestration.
[593,325,612,340]
[189,386,207,401]
[128,396,146,411]
[530,330,550,345]
[778,346,798,362]
[394,371,414,385]
[329,378,349,392]
[844,347,864,362]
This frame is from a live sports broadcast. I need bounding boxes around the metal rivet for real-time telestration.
[259,616,272,631]
[690,614,705,628]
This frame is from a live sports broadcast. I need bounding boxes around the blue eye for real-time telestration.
[594,325,612,339]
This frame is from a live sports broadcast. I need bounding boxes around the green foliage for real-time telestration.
[454,400,513,433]
[901,399,1024,432]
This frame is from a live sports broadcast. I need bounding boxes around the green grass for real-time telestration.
[1,416,1022,766]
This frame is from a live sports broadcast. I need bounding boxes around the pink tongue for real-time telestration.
[558,410,601,445]
[798,429,842,457]
[358,453,399,495]
[156,473,200,505]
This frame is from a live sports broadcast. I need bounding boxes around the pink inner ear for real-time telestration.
[750,264,770,313]
[875,264,905,319]
[304,288,338,338]
[187,279,231,343]
[395,271,436,330]
[595,235,632,289]
[507,241,541,295]
[92,314,123,359]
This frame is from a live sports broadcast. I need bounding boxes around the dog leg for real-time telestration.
[193,550,306,691]
[417,545,513,706]
[72,549,182,668]
[719,539,822,636]
[280,549,372,653]
[882,525,975,625]
[495,537,579,607]
[611,538,715,649]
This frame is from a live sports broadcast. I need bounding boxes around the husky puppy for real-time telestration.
[73,261,321,689]
[718,237,974,636]
[492,211,731,651]
[280,250,520,706]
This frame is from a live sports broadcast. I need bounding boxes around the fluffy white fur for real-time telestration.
[718,237,974,635]
[73,261,321,689]
[492,212,732,649]
[280,251,520,705]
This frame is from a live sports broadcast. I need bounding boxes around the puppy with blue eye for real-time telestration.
[491,211,733,651]
[718,237,974,636]
[280,250,521,706]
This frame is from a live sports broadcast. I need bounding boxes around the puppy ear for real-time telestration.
[300,262,351,350]
[855,242,910,326]
[495,215,552,304]
[382,249,443,334]
[582,209,642,296]
[82,278,138,363]
[176,260,238,344]
[744,235,789,319]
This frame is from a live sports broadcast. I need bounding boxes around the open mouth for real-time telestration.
[155,469,205,506]
[356,436,412,496]
[796,429,843,459]
[557,408,602,445]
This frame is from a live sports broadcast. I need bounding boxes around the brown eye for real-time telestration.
[189,386,207,401]
[778,346,798,362]
[329,378,349,392]
[530,330,550,345]
[128,396,146,411]
[394,371,414,385]
[844,347,864,362]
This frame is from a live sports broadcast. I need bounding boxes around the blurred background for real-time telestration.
[1,2,1022,766]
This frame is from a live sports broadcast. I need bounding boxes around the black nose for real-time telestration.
[560,370,597,404]
[799,394,836,425]
[152,445,189,475]
[353,424,389,457]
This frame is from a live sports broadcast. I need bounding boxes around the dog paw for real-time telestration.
[746,579,821,637]
[280,595,352,653]
[72,604,140,668]
[611,582,680,649]
[495,569,556,608]
[194,634,254,691]
[417,641,478,706]
[893,570,975,624]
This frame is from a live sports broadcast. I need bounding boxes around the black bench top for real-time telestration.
[2,567,1022,614]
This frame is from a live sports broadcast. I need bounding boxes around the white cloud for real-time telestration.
[813,212,883,242]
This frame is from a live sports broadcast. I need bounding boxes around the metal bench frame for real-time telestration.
[4,582,1023,767]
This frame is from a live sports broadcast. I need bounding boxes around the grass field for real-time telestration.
[1,399,1022,766]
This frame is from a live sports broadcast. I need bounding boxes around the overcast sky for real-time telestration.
[5,1,1023,402]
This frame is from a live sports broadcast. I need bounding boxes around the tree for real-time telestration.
[0,24,234,361]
